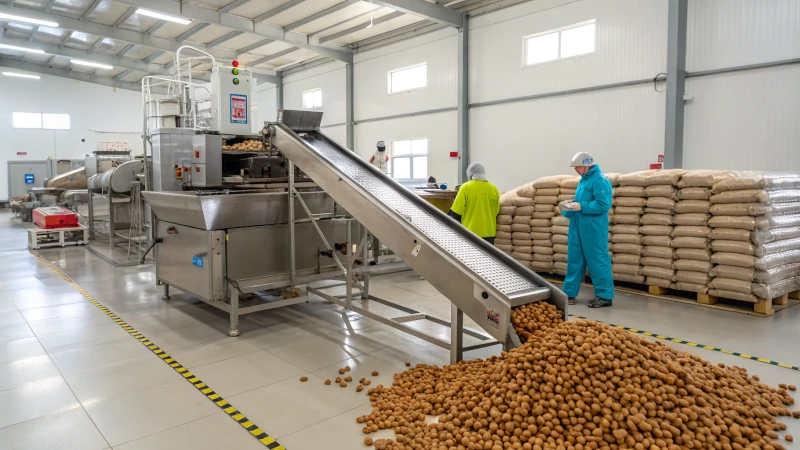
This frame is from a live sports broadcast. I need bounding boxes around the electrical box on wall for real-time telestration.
[210,64,255,135]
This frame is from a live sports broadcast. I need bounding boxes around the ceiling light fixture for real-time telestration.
[2,72,40,79]
[0,12,58,28]
[71,59,113,70]
[135,8,192,25]
[0,43,45,54]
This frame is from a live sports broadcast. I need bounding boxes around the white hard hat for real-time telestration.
[467,162,487,180]
[570,152,595,167]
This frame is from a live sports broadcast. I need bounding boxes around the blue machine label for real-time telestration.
[230,94,247,124]
[192,256,204,267]
[24,174,34,184]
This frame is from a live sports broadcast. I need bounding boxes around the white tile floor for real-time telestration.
[0,212,798,449]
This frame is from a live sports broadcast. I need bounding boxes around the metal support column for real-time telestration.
[663,0,687,169]
[457,14,469,184]
[450,304,464,364]
[276,72,284,111]
[162,283,170,299]
[288,160,296,286]
[346,63,354,150]
[229,285,240,337]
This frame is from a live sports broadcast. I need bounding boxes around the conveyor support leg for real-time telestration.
[450,304,464,364]
[229,286,240,337]
[162,283,170,299]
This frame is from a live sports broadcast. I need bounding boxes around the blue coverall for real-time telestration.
[561,164,614,301]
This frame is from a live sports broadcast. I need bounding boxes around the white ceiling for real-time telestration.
[0,0,529,86]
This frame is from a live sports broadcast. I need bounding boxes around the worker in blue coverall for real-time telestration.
[560,152,614,308]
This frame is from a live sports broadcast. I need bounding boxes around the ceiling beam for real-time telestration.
[236,38,274,56]
[113,7,137,27]
[220,0,253,13]
[372,0,462,27]
[284,0,360,32]
[0,35,175,77]
[82,0,103,18]
[175,22,210,41]
[208,30,243,47]
[0,56,144,92]
[254,0,306,23]
[147,20,167,34]
[89,37,104,51]
[319,11,404,44]
[309,8,377,38]
[114,68,134,80]
[43,0,56,13]
[143,49,165,62]
[0,6,239,60]
[117,43,136,56]
[109,0,353,62]
[28,25,39,42]
[249,46,299,66]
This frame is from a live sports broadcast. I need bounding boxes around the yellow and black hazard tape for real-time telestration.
[569,314,800,372]
[32,252,285,450]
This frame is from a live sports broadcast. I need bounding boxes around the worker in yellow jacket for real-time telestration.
[449,162,500,244]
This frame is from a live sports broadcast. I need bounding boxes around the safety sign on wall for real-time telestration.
[24,174,35,184]
[230,94,247,124]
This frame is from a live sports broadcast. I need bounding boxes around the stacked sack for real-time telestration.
[530,176,572,273]
[510,184,536,269]
[495,190,516,254]
[672,172,718,293]
[610,171,654,284]
[552,176,580,276]
[640,170,685,289]
[706,173,800,302]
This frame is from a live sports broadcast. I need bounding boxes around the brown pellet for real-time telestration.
[371,371,379,376]
[404,361,410,366]
[356,385,364,392]
[338,368,345,374]
[790,385,797,391]
[299,377,308,382]
[339,381,347,387]
[324,379,331,385]
[364,437,373,446]
[354,302,797,450]
[786,435,793,442]
[335,377,341,383]
[343,376,352,382]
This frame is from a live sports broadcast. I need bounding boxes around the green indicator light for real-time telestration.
[231,68,239,75]
[233,78,240,85]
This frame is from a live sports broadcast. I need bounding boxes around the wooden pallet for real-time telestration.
[27,225,89,250]
[539,272,799,317]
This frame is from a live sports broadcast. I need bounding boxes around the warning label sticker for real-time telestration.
[230,94,247,124]
[486,309,500,329]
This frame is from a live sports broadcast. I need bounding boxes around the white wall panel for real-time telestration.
[355,111,458,187]
[470,0,667,104]
[687,0,800,72]
[683,66,800,171]
[256,85,277,126]
[322,124,347,148]
[354,35,457,121]
[0,67,141,200]
[471,84,665,191]
[283,62,347,127]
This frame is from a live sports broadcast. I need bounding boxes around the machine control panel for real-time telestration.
[210,64,254,135]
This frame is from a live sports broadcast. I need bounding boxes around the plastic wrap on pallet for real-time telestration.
[711,172,800,194]
[753,237,800,257]
[753,249,800,271]
[709,189,800,205]
[765,213,800,228]
[752,277,800,300]
[750,226,800,244]
[753,262,800,284]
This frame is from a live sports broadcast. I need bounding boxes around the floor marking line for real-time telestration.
[569,314,800,372]
[31,252,286,450]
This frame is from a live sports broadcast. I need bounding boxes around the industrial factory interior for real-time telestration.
[1,0,799,449]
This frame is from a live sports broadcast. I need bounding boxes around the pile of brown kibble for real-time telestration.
[511,302,564,343]
[357,302,797,449]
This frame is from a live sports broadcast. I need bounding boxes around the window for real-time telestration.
[302,88,322,109]
[523,20,596,67]
[388,63,427,94]
[42,114,71,130]
[13,112,42,129]
[392,139,428,180]
[12,112,71,129]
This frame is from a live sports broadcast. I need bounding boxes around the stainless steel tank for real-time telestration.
[88,160,143,194]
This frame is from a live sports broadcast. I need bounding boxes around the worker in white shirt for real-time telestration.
[369,141,390,174]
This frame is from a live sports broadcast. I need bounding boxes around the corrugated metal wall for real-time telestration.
[469,0,667,190]
[684,0,800,170]
[471,84,665,191]
[283,62,347,127]
[354,30,458,120]
[470,0,667,103]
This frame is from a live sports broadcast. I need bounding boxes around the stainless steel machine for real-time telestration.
[140,46,566,362]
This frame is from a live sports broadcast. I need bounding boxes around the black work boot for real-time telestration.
[588,297,612,308]
[568,298,576,305]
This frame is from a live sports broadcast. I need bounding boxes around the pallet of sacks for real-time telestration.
[703,171,800,314]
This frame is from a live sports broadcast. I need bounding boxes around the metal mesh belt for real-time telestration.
[305,137,537,296]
